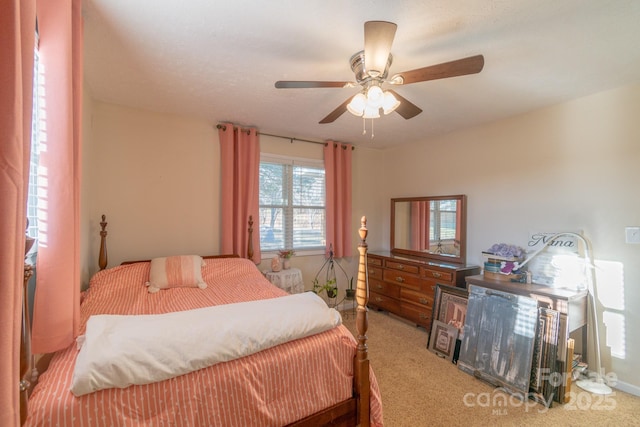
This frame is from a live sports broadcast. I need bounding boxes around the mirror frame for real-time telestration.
[390,194,467,264]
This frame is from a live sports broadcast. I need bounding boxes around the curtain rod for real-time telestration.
[216,124,354,150]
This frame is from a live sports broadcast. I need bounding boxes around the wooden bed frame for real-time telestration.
[20,215,372,427]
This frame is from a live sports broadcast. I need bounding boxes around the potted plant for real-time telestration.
[345,277,355,299]
[311,244,353,307]
[312,277,338,299]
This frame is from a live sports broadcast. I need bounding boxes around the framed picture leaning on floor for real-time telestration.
[427,284,469,362]
[428,320,458,361]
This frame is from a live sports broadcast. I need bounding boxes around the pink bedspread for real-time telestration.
[25,258,383,426]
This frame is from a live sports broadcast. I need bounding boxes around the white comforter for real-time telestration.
[70,292,341,396]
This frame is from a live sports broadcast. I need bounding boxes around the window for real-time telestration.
[26,31,41,243]
[430,200,457,241]
[259,155,325,252]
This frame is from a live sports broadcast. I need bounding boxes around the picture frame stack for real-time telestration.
[427,284,469,363]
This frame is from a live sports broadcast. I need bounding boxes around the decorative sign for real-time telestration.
[525,231,583,288]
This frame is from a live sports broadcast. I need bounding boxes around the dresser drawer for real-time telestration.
[369,278,400,299]
[422,267,453,283]
[383,269,422,289]
[369,291,401,313]
[420,282,438,297]
[368,266,383,281]
[385,260,420,275]
[401,302,432,328]
[401,288,434,309]
[367,256,383,267]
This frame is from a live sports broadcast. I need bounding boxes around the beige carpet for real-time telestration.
[341,309,640,427]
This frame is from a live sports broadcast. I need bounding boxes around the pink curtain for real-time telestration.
[324,141,353,258]
[219,123,261,262]
[410,201,430,251]
[30,0,83,354]
[0,1,36,424]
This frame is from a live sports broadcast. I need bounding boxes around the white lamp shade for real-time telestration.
[362,105,380,119]
[366,85,384,108]
[347,93,367,116]
[382,91,400,114]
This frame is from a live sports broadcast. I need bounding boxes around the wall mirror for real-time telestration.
[391,195,467,264]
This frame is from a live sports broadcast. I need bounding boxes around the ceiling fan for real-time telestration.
[275,21,484,124]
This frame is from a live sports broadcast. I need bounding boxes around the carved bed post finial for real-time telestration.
[98,215,108,271]
[247,215,254,262]
[355,215,370,426]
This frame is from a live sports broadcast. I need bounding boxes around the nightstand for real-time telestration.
[264,268,304,294]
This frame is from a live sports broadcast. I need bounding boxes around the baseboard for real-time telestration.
[614,380,640,397]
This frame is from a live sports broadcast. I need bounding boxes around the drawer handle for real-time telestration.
[395,276,405,283]
[431,285,435,291]
[432,272,442,278]
[419,313,428,319]
[397,264,404,270]
[419,298,429,305]
[370,270,376,276]
[376,284,383,290]
[375,297,383,302]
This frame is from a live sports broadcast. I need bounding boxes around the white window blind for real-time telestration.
[430,200,457,241]
[259,154,325,252]
[26,38,41,241]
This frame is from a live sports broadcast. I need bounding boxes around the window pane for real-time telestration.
[439,211,457,239]
[292,166,324,207]
[293,208,325,248]
[259,157,325,252]
[259,162,286,205]
[260,207,284,251]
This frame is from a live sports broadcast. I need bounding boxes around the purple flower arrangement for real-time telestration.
[483,243,527,276]
[485,243,525,259]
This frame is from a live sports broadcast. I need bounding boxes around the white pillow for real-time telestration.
[146,255,206,293]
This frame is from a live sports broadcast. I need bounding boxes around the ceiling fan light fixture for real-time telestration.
[364,21,397,78]
[362,105,380,119]
[382,91,400,114]
[347,93,367,116]
[366,85,384,108]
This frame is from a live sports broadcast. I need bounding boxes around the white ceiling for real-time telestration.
[83,0,640,149]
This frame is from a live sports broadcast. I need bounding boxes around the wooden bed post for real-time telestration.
[98,215,108,271]
[355,216,370,427]
[247,215,254,261]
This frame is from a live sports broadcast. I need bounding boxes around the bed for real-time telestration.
[22,216,382,426]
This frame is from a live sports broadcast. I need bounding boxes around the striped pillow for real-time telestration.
[146,255,207,293]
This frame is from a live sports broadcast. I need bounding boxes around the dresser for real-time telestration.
[367,251,480,330]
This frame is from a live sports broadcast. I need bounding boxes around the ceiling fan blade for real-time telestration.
[319,95,355,124]
[387,90,422,120]
[275,81,350,89]
[394,55,485,85]
[364,21,397,77]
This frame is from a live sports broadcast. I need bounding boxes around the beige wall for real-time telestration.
[81,84,639,394]
[84,103,220,271]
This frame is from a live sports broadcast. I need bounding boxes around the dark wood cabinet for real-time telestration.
[367,251,480,330]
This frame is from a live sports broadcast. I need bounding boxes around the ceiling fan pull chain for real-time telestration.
[371,118,375,139]
[362,117,367,135]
